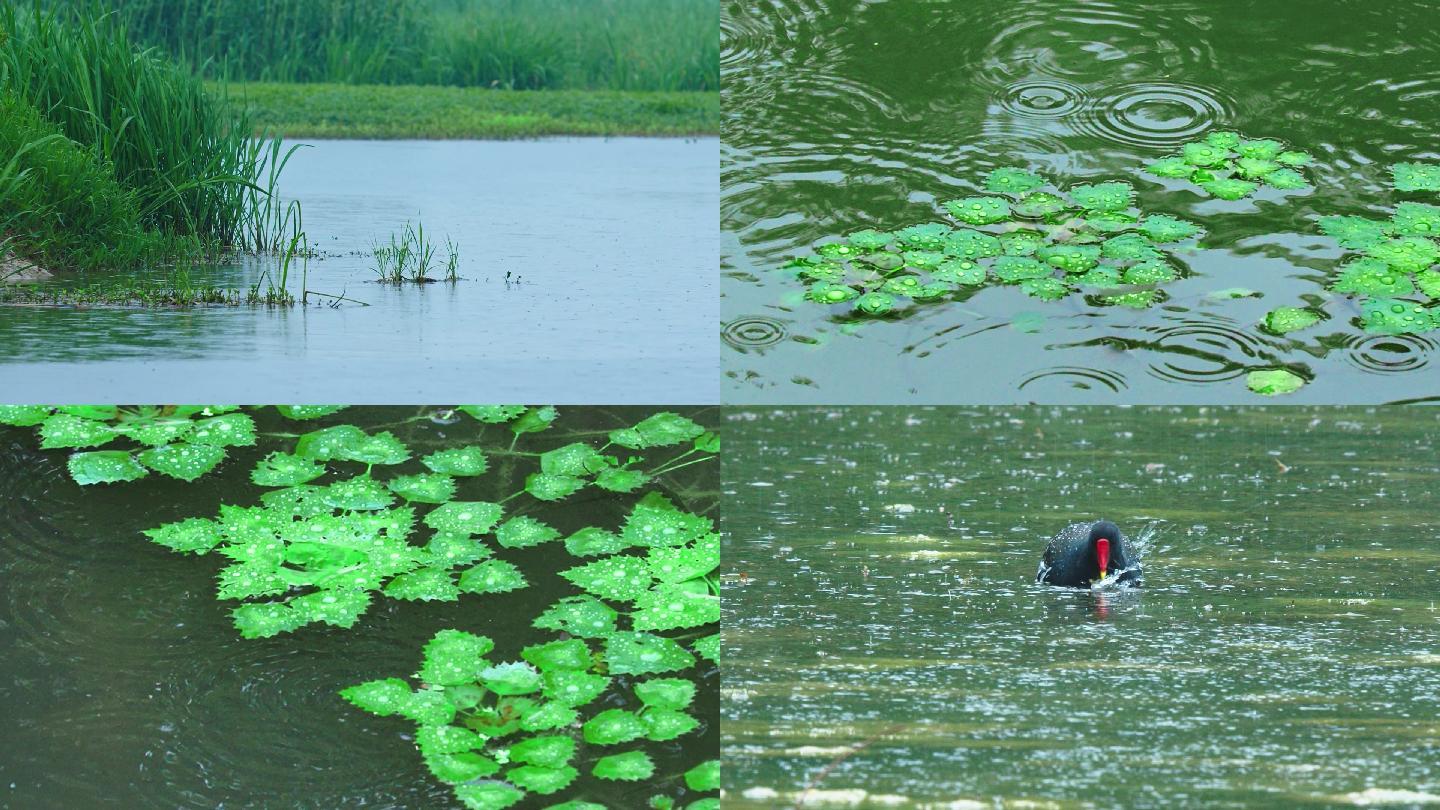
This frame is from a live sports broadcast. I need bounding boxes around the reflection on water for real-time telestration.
[0,407,718,808]
[723,406,1440,808]
[1,138,719,403]
[722,0,1440,403]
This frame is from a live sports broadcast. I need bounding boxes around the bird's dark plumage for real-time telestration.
[1036,520,1141,587]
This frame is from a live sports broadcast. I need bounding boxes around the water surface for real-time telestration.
[0,406,718,808]
[723,406,1440,807]
[722,0,1440,403]
[2,138,718,403]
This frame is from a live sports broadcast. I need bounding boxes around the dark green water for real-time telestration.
[721,0,1440,404]
[0,406,717,808]
[722,407,1440,808]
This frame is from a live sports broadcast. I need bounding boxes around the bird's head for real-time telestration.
[1088,520,1120,580]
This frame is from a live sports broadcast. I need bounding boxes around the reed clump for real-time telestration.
[372,222,458,285]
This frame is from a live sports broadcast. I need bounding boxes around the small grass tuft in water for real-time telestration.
[373,222,460,285]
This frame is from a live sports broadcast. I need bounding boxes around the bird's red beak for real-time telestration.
[1095,537,1110,579]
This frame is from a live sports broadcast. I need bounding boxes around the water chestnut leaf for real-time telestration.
[561,556,652,601]
[881,276,924,297]
[388,473,457,504]
[901,250,944,269]
[1123,261,1178,285]
[481,662,543,695]
[1362,298,1440,334]
[511,406,559,436]
[622,493,712,548]
[454,782,525,810]
[138,442,225,481]
[422,446,489,476]
[458,560,529,594]
[188,414,256,447]
[510,736,577,769]
[68,450,147,485]
[593,751,654,781]
[942,229,1002,258]
[635,679,696,711]
[290,588,371,628]
[145,517,222,554]
[1390,202,1440,237]
[692,635,719,662]
[541,802,605,810]
[0,405,52,426]
[846,229,891,251]
[533,595,618,638]
[984,167,1045,195]
[594,467,651,493]
[252,452,326,487]
[814,242,854,259]
[425,501,503,534]
[520,701,578,732]
[1265,168,1309,190]
[647,535,719,583]
[856,251,903,271]
[1146,156,1194,179]
[1075,267,1126,289]
[1331,257,1415,297]
[806,283,860,304]
[1038,244,1101,272]
[337,431,410,465]
[341,678,412,716]
[942,197,1010,225]
[1417,271,1440,299]
[1204,131,1241,150]
[605,632,696,675]
[523,638,592,671]
[1069,182,1133,212]
[1019,277,1069,301]
[932,259,985,285]
[540,443,609,476]
[40,414,115,449]
[417,724,484,755]
[686,760,720,792]
[1263,307,1323,335]
[1235,157,1278,178]
[583,709,646,745]
[1182,141,1228,166]
[542,670,611,706]
[526,473,587,501]
[508,765,578,795]
[1200,177,1259,200]
[1236,139,1283,160]
[1392,162,1440,192]
[496,516,561,549]
[992,255,1049,282]
[1366,237,1440,273]
[397,688,458,726]
[125,419,194,446]
[1138,214,1203,243]
[421,629,494,686]
[895,223,952,250]
[1318,215,1391,249]
[324,476,395,511]
[565,527,628,557]
[998,230,1045,256]
[634,587,720,631]
[459,405,527,423]
[232,602,303,639]
[643,710,699,741]
[275,405,347,420]
[1246,368,1307,396]
[426,752,500,784]
[384,568,460,601]
[855,291,896,315]
[295,425,368,460]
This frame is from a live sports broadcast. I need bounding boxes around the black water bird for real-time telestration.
[1036,520,1141,587]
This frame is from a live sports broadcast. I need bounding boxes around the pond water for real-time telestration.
[0,406,717,809]
[0,137,718,403]
[722,406,1440,808]
[721,0,1440,404]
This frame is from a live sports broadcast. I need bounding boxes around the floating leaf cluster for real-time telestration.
[788,167,1204,317]
[1145,131,1313,200]
[1312,162,1440,337]
[342,488,719,809]
[0,405,348,485]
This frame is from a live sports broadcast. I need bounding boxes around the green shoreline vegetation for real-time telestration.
[223,82,719,140]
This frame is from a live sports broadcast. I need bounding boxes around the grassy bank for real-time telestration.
[223,82,719,139]
[63,0,718,91]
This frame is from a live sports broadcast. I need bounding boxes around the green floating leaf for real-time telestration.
[1393,162,1440,193]
[998,229,1044,256]
[138,443,225,482]
[454,782,525,810]
[943,229,1002,259]
[815,242,855,259]
[388,473,457,504]
[932,259,985,285]
[252,452,326,487]
[542,801,605,810]
[145,517,222,554]
[846,229,892,251]
[290,589,371,628]
[1331,257,1415,297]
[232,602,303,639]
[1139,214,1202,243]
[275,405,347,420]
[623,493,712,548]
[459,405,526,423]
[126,418,193,446]
[337,431,410,465]
[593,751,654,781]
[1366,237,1440,273]
[425,501,503,535]
[565,527,628,557]
[496,516,561,549]
[340,678,412,716]
[542,670,611,707]
[1318,215,1391,250]
[1068,182,1133,212]
[422,446,489,476]
[1246,368,1307,396]
[562,556,652,601]
[1417,271,1440,300]
[635,679,696,711]
[1018,277,1069,301]
[1207,287,1261,300]
[1037,244,1100,273]
[1200,177,1258,201]
[855,291,896,315]
[540,442,607,476]
[189,413,256,447]
[992,255,1049,282]
[324,476,395,510]
[1236,139,1283,160]
[397,688,458,725]
[68,450,147,485]
[507,765,577,795]
[692,635,719,662]
[40,414,115,449]
[605,632,697,675]
[417,724,484,755]
[426,752,500,784]
[57,405,119,420]
[1146,156,1194,179]
[984,166,1046,195]
[0,405,52,426]
[1391,202,1440,238]
[1362,298,1440,335]
[385,568,461,601]
[480,661,542,695]
[1263,306,1323,335]
[511,406,559,436]
[534,596,618,639]
[421,629,494,686]
[458,560,528,595]
[634,587,720,631]
[594,467,651,493]
[643,709,699,741]
[942,196,1010,225]
[525,473,586,501]
[1183,140,1229,166]
[806,283,860,304]
[583,709,646,745]
[685,760,720,792]
[520,701,578,732]
[511,735,577,769]
[1265,168,1309,190]
[523,638,592,672]
[894,222,951,250]
[648,535,719,583]
[1123,261,1177,285]
[295,425,368,460]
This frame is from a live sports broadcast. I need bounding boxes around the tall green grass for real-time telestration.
[0,2,297,271]
[77,0,719,91]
